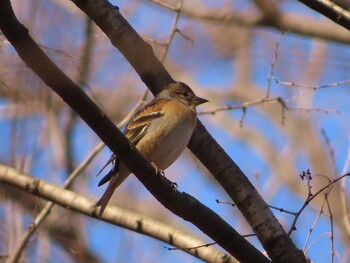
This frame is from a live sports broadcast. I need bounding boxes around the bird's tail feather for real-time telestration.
[96,171,130,216]
[96,154,118,177]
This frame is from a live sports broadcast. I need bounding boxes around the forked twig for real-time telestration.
[274,77,350,90]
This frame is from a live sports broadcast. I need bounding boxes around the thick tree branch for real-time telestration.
[69,1,306,262]
[0,164,237,263]
[0,1,268,262]
[297,0,350,31]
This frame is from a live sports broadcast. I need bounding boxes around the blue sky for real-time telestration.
[1,1,350,262]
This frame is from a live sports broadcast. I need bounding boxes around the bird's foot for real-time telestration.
[151,162,178,191]
[151,162,165,176]
[161,175,178,191]
[168,181,178,191]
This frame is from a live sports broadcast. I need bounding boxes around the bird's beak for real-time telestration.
[192,96,209,106]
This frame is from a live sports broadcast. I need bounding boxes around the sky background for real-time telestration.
[1,0,350,262]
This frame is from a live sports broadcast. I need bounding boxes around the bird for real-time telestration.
[96,81,208,216]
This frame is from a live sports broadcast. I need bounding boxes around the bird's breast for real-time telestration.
[137,100,197,170]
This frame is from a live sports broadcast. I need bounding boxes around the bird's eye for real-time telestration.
[176,91,188,96]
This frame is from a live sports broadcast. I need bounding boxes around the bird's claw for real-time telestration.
[151,162,178,191]
[159,173,178,191]
[169,181,178,191]
[151,162,165,176]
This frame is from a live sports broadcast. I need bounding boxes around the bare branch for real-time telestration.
[0,164,237,263]
[340,145,350,235]
[274,77,350,90]
[7,142,103,263]
[297,0,350,31]
[288,171,350,235]
[199,95,339,117]
[150,1,350,45]
[0,0,304,262]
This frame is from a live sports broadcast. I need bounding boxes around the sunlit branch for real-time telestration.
[0,164,235,263]
[340,146,350,235]
[7,142,104,263]
[198,95,339,121]
[288,171,350,235]
[8,104,139,263]
[325,195,335,263]
[303,189,328,254]
[274,76,350,90]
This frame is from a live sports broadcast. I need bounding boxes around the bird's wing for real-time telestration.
[97,156,119,186]
[96,154,116,177]
[97,98,166,186]
[123,98,167,144]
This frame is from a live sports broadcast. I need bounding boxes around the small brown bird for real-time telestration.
[96,82,208,216]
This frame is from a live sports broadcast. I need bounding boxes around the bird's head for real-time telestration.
[159,82,208,107]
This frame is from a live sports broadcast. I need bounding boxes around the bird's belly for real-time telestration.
[138,112,196,170]
[152,123,193,169]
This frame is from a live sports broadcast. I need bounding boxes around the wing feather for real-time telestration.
[124,111,163,145]
[96,98,166,185]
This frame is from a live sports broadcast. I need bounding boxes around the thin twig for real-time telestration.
[141,0,184,102]
[325,195,335,263]
[266,32,284,98]
[198,95,339,116]
[164,242,216,251]
[340,144,350,235]
[288,171,350,235]
[303,197,326,253]
[8,105,139,263]
[268,205,297,216]
[274,76,350,90]
[160,0,184,63]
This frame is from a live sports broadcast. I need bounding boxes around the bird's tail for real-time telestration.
[96,171,130,217]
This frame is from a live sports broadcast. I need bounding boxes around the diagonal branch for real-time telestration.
[69,1,306,262]
[0,1,268,262]
[0,164,237,263]
[297,0,350,30]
